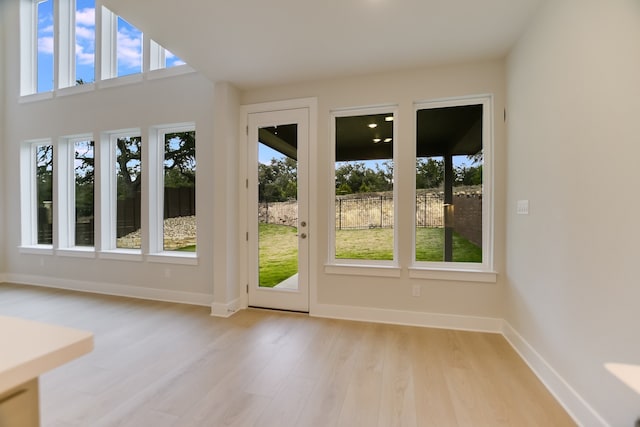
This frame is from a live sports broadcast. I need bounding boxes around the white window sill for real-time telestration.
[147,64,195,80]
[147,252,198,266]
[56,83,96,97]
[99,249,143,262]
[19,245,54,255]
[324,262,401,278]
[18,92,54,104]
[57,247,97,258]
[98,74,144,89]
[408,266,497,283]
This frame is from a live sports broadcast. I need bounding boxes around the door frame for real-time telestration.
[239,98,318,312]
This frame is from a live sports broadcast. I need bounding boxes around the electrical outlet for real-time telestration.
[412,284,421,297]
[516,199,529,215]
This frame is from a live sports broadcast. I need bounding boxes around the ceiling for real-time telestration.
[103,0,544,90]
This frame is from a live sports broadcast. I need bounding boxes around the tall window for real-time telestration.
[75,0,95,84]
[162,129,196,252]
[37,0,54,92]
[115,135,142,249]
[36,144,54,244]
[414,97,492,270]
[74,139,95,246]
[116,16,142,77]
[332,107,397,263]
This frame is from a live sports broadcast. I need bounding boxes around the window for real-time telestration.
[75,0,95,84]
[74,139,95,246]
[331,107,397,264]
[150,40,186,71]
[36,144,54,244]
[114,134,142,250]
[36,0,54,93]
[161,128,196,252]
[116,16,142,77]
[413,96,493,274]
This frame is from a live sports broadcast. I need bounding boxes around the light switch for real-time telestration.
[516,200,529,215]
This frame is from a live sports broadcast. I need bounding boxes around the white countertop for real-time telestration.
[0,315,94,393]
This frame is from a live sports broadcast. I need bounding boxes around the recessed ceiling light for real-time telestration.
[368,123,378,128]
[385,116,394,122]
[373,138,381,143]
[384,138,392,143]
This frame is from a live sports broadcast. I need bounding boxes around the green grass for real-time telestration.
[257,224,481,286]
[259,223,298,288]
[176,245,196,252]
[336,227,481,262]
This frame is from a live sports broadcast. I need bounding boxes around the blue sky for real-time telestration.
[37,0,184,92]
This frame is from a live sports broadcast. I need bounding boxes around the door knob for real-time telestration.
[299,233,307,239]
[300,221,307,227]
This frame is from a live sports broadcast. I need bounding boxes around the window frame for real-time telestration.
[146,123,198,263]
[55,134,96,256]
[326,105,400,276]
[409,94,496,282]
[20,139,55,253]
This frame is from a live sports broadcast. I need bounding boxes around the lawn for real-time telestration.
[258,224,482,288]
[259,223,299,287]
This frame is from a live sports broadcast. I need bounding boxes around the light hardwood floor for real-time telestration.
[0,284,576,426]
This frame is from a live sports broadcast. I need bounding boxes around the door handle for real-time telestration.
[299,233,307,239]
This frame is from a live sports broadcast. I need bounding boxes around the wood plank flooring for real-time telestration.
[0,284,576,426]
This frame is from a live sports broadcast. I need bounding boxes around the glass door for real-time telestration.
[247,108,309,312]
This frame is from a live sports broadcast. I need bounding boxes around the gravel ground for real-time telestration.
[117,215,196,250]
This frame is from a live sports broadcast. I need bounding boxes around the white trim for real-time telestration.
[502,321,610,427]
[412,94,494,273]
[239,97,318,314]
[147,253,198,265]
[408,267,497,283]
[98,249,143,262]
[18,246,54,255]
[311,303,503,333]
[4,273,213,306]
[211,299,242,318]
[0,274,6,283]
[57,247,97,258]
[328,105,399,265]
[324,263,401,277]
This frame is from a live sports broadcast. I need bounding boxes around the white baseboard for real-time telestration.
[4,273,213,307]
[210,298,242,318]
[501,321,609,427]
[311,303,503,333]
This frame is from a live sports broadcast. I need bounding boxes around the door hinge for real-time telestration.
[246,284,249,293]
[246,126,249,135]
[246,179,248,189]
[246,231,249,241]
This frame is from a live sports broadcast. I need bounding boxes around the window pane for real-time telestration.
[335,113,394,261]
[74,140,94,246]
[415,105,483,263]
[37,0,54,92]
[36,144,53,244]
[163,131,196,251]
[165,48,185,69]
[75,0,95,84]
[116,136,141,249]
[116,17,142,77]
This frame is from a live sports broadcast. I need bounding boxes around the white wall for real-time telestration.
[241,60,507,327]
[0,0,239,307]
[506,0,640,425]
[0,2,5,280]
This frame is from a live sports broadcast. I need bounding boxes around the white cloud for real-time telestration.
[38,36,54,54]
[76,8,95,27]
[39,24,54,35]
[117,29,142,69]
[76,43,95,65]
[76,26,95,42]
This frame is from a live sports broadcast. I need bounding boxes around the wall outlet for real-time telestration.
[412,284,421,297]
[516,199,529,215]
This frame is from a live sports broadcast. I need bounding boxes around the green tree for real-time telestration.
[416,158,444,189]
[259,156,297,202]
